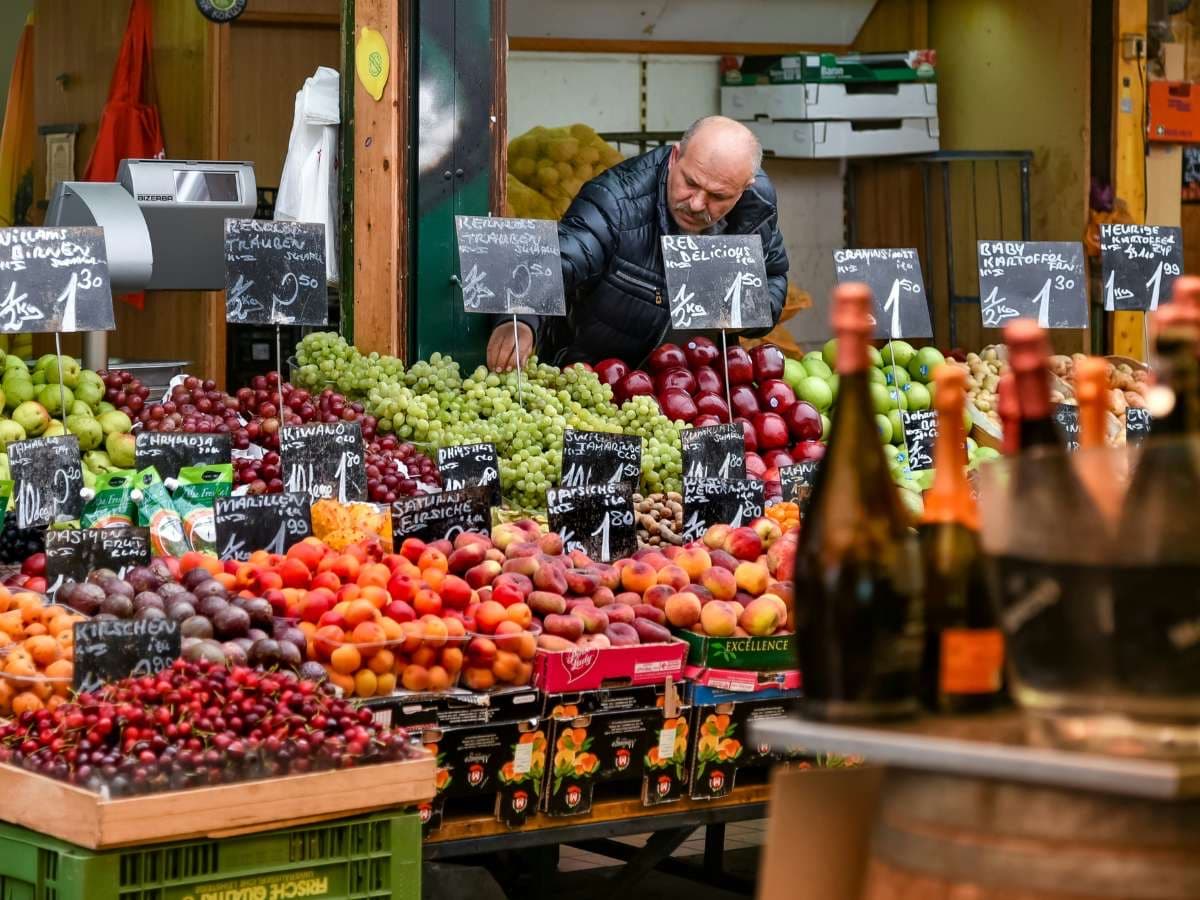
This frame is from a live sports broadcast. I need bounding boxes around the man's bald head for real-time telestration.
[666,117,763,234]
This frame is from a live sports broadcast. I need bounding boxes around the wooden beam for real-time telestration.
[236,10,342,27]
[1112,0,1146,358]
[352,0,409,358]
[508,36,844,55]
[491,0,508,216]
[203,19,230,385]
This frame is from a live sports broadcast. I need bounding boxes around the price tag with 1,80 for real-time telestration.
[281,421,367,503]
[681,424,746,481]
[681,477,764,542]
[546,483,636,564]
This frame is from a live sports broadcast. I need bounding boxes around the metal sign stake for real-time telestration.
[512,313,524,409]
[720,328,733,424]
[53,331,68,428]
[275,325,286,420]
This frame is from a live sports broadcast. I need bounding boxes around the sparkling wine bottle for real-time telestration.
[793,284,923,721]
[919,365,1004,713]
[1074,356,1122,522]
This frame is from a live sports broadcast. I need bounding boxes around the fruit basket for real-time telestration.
[308,617,470,697]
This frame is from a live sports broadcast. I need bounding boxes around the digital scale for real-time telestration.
[45,158,258,369]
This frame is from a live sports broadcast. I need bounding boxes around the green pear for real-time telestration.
[31,370,45,387]
[83,449,115,474]
[66,413,103,451]
[4,355,27,375]
[0,419,25,449]
[97,401,116,414]
[73,375,105,409]
[44,356,80,388]
[97,409,132,435]
[105,430,136,468]
[34,353,56,374]
[36,383,74,416]
[69,401,92,417]
[2,373,33,408]
[11,401,49,436]
[42,420,66,438]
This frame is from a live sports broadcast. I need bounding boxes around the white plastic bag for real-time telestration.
[275,66,341,285]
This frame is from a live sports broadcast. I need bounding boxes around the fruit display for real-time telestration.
[506,124,624,219]
[633,491,684,547]
[292,334,684,509]
[311,499,393,551]
[764,501,800,532]
[0,593,83,717]
[0,523,45,566]
[0,659,420,794]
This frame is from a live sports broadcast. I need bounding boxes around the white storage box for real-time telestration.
[721,82,937,122]
[749,118,939,159]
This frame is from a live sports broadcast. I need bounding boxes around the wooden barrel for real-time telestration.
[862,770,1200,900]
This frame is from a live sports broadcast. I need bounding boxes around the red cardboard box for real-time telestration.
[532,638,688,692]
[684,666,801,693]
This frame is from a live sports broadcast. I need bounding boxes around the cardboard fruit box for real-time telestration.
[0,755,435,850]
[684,665,801,694]
[532,637,688,692]
[673,628,796,671]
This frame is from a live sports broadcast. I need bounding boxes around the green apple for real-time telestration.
[875,413,893,443]
[904,382,931,411]
[908,347,947,383]
[887,387,908,411]
[827,375,838,403]
[883,340,916,368]
[870,382,892,415]
[798,376,833,412]
[821,338,838,369]
[882,365,910,388]
[974,446,1001,461]
[868,346,884,369]
[801,355,832,380]
[966,436,979,456]
[820,413,831,439]
[888,410,905,443]
[868,367,887,385]
[783,358,806,391]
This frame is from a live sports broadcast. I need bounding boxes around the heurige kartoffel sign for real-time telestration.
[1100,224,1183,312]
[833,248,931,339]
[977,241,1087,329]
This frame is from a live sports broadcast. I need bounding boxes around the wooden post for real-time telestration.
[352,0,409,358]
[1112,0,1146,358]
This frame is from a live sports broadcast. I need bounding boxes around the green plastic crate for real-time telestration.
[0,810,421,900]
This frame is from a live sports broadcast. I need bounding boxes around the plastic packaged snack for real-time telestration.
[81,471,137,528]
[173,464,233,554]
[133,467,188,557]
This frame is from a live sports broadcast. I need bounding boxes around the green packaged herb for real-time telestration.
[133,466,188,557]
[81,470,137,528]
[174,464,233,555]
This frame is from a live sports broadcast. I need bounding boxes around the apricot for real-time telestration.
[24,635,59,667]
[351,620,386,649]
[358,562,392,588]
[353,668,378,698]
[427,665,452,692]
[492,650,522,683]
[325,668,356,695]
[401,664,430,692]
[440,646,464,674]
[376,672,397,695]
[344,599,378,627]
[463,666,496,691]
[416,548,448,574]
[419,615,449,649]
[329,644,362,676]
[11,692,43,715]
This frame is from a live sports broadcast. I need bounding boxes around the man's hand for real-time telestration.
[487,321,535,372]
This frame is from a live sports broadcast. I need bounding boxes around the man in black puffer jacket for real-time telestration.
[487,116,789,371]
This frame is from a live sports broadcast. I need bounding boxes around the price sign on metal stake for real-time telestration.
[977,241,1088,330]
[833,248,932,339]
[1100,224,1184,312]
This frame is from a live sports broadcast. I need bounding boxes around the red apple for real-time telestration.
[693,413,722,428]
[734,416,758,453]
[744,452,767,480]
[695,391,730,420]
[615,369,654,404]
[763,449,795,469]
[784,400,823,441]
[684,336,720,369]
[794,440,826,461]
[648,343,687,372]
[729,384,760,419]
[694,365,723,394]
[750,343,786,382]
[654,366,697,395]
[725,346,754,385]
[659,388,698,422]
[754,412,790,450]
[757,379,796,413]
[594,358,629,388]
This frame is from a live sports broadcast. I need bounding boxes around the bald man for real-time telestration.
[487,116,789,371]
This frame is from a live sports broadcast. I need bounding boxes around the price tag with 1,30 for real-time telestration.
[977,241,1088,330]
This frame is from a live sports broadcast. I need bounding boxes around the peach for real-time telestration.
[428,539,453,557]
[500,555,538,578]
[476,586,493,604]
[593,564,620,591]
[750,516,783,548]
[417,548,448,573]
[592,586,615,608]
[447,543,487,574]
[665,592,702,629]
[632,604,666,624]
[568,549,594,568]
[440,575,474,610]
[642,584,674,610]
[683,584,713,605]
[528,591,567,617]
[632,618,671,643]
[656,564,690,591]
[734,561,770,596]
[766,539,794,578]
[455,531,492,550]
[758,592,789,627]
[709,549,739,573]
[485,548,505,564]
[544,613,584,641]
[466,635,498,666]
[412,588,443,617]
[463,667,496,691]
[702,524,732,550]
[614,591,641,607]
[533,562,568,595]
[700,601,738,637]
[729,601,745,619]
[620,561,657,594]
[700,566,738,601]
[733,627,749,637]
[573,606,610,634]
[506,540,540,560]
[564,597,595,613]
[565,568,602,596]
[577,633,611,650]
[475,600,507,634]
[637,551,670,571]
[537,531,564,556]
[739,598,779,635]
[606,603,635,625]
[490,523,526,551]
[675,546,713,581]
[464,560,502,589]
[723,527,764,562]
[604,622,639,646]
[420,615,449,648]
[537,634,575,652]
[662,545,682,560]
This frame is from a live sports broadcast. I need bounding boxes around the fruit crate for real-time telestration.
[672,629,796,670]
[0,809,421,900]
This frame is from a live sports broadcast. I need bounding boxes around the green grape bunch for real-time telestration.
[294,333,687,509]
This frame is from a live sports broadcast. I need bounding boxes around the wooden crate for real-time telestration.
[0,755,435,849]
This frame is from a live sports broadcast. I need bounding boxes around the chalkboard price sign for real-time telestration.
[779,461,820,507]
[977,241,1088,330]
[46,526,150,591]
[546,483,636,564]
[661,234,772,331]
[214,492,312,561]
[1099,224,1183,312]
[223,219,327,326]
[73,618,181,694]
[833,248,932,339]
[1126,407,1152,445]
[437,443,501,506]
[561,430,642,490]
[10,435,84,528]
[0,227,114,333]
[900,409,938,472]
[281,421,367,502]
[682,424,746,482]
[391,486,494,543]
[135,432,232,481]
[1053,403,1080,451]
[681,477,765,542]
[454,216,567,316]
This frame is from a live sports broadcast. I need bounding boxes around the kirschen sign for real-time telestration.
[1100,224,1183,312]
[833,248,932,339]
[976,241,1087,330]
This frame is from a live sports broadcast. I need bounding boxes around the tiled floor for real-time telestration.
[556,819,767,872]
